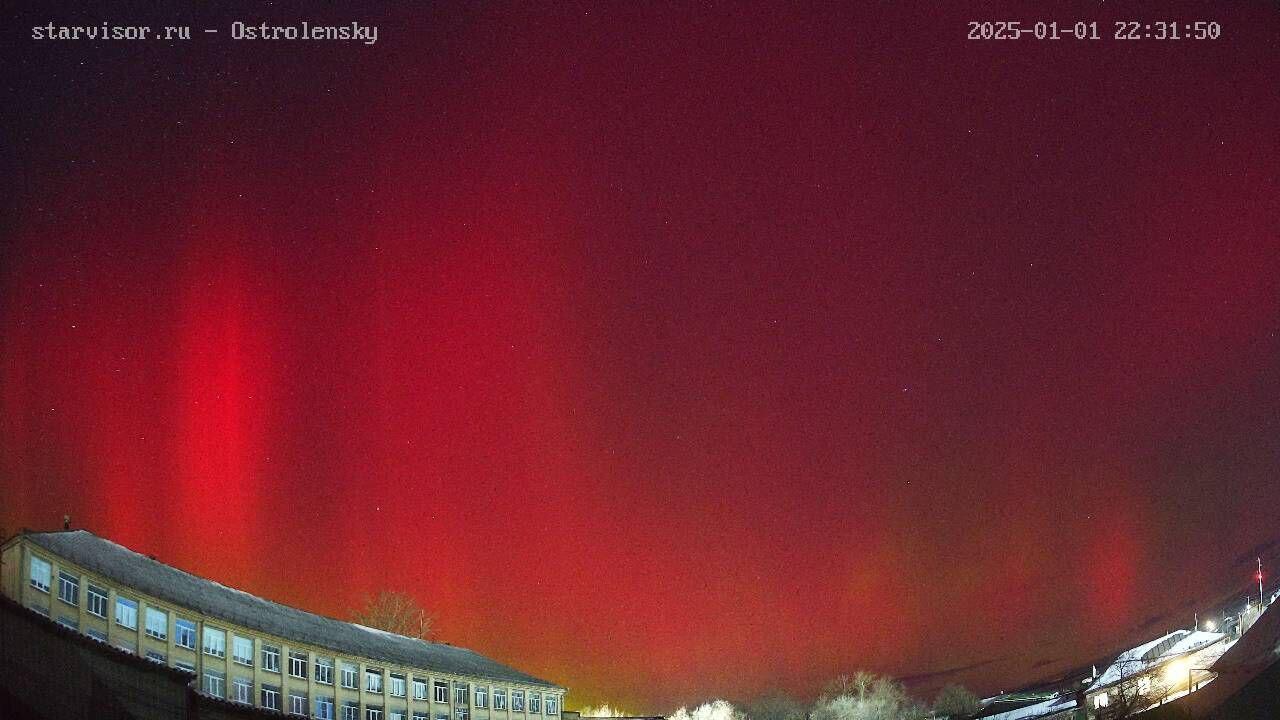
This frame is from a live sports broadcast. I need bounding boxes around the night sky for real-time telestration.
[4,0,1280,712]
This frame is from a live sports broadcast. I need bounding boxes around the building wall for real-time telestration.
[0,534,565,720]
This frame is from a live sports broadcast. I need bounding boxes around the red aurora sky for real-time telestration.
[4,0,1280,712]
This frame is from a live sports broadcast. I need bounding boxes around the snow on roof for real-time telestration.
[981,695,1076,720]
[23,530,561,688]
[1086,629,1225,693]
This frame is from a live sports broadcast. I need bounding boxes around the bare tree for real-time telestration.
[812,673,926,720]
[351,590,436,641]
[932,685,980,719]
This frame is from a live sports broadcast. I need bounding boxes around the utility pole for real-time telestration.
[1259,558,1265,607]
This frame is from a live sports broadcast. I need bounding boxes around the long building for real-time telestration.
[1,529,566,720]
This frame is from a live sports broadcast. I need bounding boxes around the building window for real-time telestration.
[341,662,358,689]
[145,606,168,640]
[262,643,281,673]
[343,703,360,720]
[511,691,524,711]
[233,635,254,665]
[367,707,385,720]
[414,679,429,700]
[415,714,429,720]
[204,670,226,698]
[233,677,252,704]
[29,555,52,592]
[262,684,282,711]
[1094,692,1109,709]
[145,649,167,664]
[494,690,507,710]
[115,596,138,629]
[454,683,469,706]
[390,712,406,720]
[546,697,558,716]
[367,667,384,693]
[316,696,335,720]
[316,655,334,684]
[175,617,197,649]
[57,615,79,630]
[434,681,449,703]
[529,695,540,714]
[475,687,488,709]
[390,673,407,697]
[86,584,108,617]
[290,692,309,717]
[57,571,79,605]
[203,626,227,658]
[86,628,108,642]
[455,709,469,720]
[175,661,196,673]
[289,650,308,679]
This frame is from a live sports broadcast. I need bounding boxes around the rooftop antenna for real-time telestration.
[63,514,70,530]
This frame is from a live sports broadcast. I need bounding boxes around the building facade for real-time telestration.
[1,529,566,720]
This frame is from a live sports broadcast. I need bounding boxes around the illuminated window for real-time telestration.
[203,626,227,658]
[1094,693,1109,709]
[233,635,254,665]
[57,571,79,605]
[175,617,197,649]
[145,607,168,640]
[29,556,51,592]
[115,596,138,629]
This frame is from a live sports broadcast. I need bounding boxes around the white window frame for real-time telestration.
[115,595,138,629]
[316,656,334,685]
[529,694,540,714]
[390,712,407,720]
[262,685,282,710]
[475,687,487,709]
[366,668,384,693]
[512,690,525,711]
[546,696,558,715]
[175,661,196,673]
[86,628,108,642]
[289,650,309,679]
[494,689,507,710]
[263,643,281,672]
[434,681,449,703]
[145,649,167,664]
[175,617,197,649]
[341,662,359,689]
[204,670,226,697]
[57,571,79,605]
[233,635,254,666]
[145,606,168,640]
[86,584,108,617]
[290,692,309,717]
[367,708,385,720]
[414,678,429,700]
[454,683,469,705]
[29,556,52,592]
[343,704,360,720]
[316,695,336,720]
[203,626,227,658]
[233,676,253,704]
[390,673,407,698]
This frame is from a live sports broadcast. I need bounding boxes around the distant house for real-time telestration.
[1081,629,1228,717]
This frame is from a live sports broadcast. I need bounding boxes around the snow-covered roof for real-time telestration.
[1085,629,1225,693]
[981,695,1075,720]
[21,530,562,688]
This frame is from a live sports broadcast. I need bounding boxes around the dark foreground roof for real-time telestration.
[21,530,560,689]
